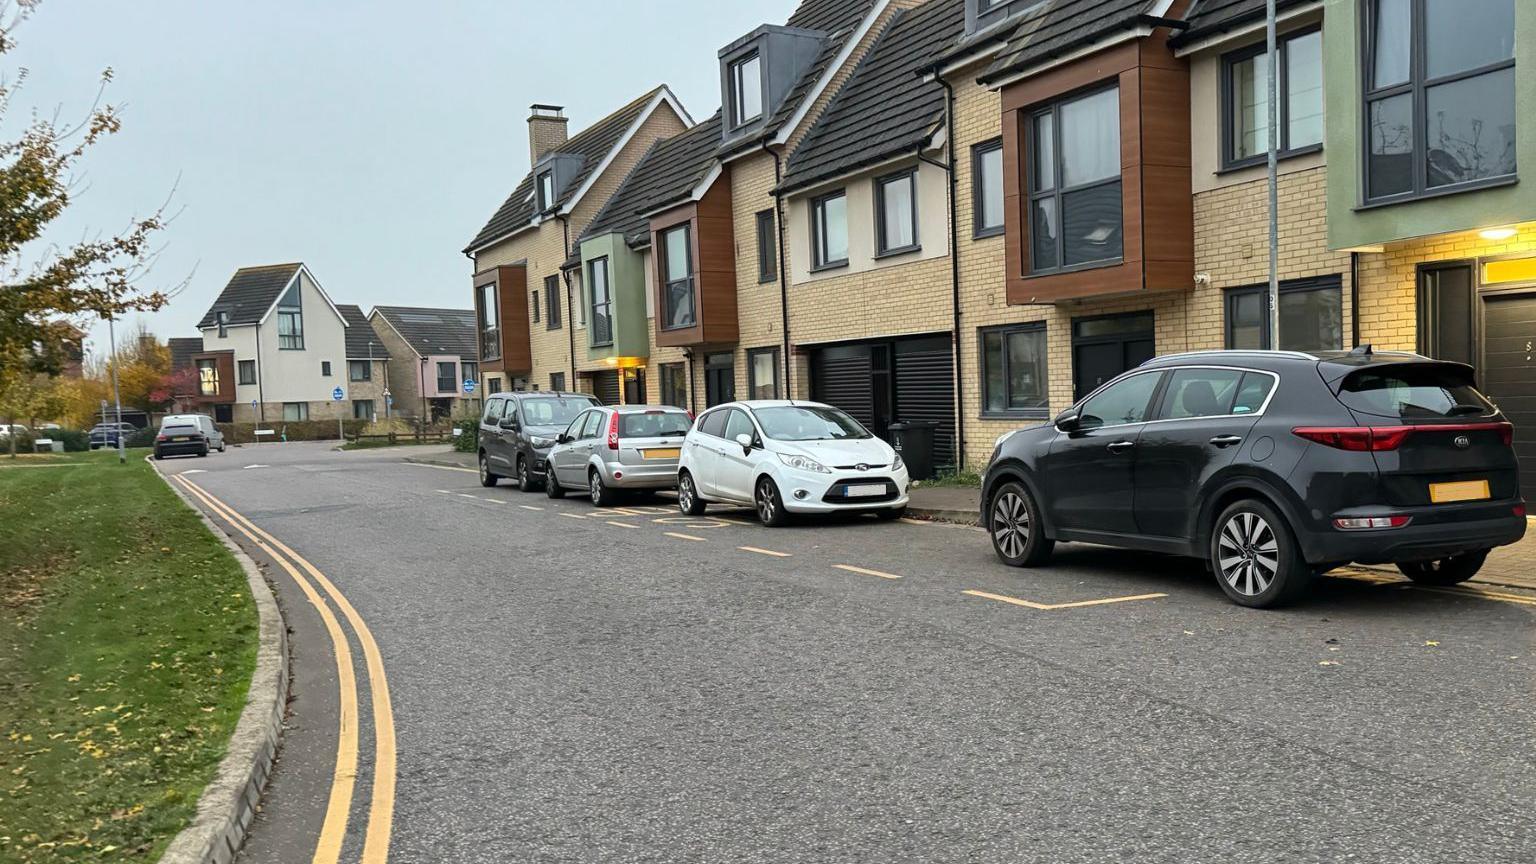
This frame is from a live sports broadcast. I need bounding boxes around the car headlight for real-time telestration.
[530,436,556,449]
[891,449,904,472]
[777,452,831,474]
[994,430,1020,450]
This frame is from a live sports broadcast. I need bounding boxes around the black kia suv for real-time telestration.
[981,349,1526,608]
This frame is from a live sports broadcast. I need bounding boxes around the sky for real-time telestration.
[9,0,798,359]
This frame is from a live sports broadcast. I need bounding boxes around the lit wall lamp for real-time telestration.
[1479,226,1517,241]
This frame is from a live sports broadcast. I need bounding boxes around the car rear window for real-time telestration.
[619,411,691,438]
[1337,364,1496,419]
[162,424,198,434]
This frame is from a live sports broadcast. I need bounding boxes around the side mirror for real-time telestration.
[734,433,754,452]
[556,433,571,445]
[1053,410,1081,433]
[498,416,518,429]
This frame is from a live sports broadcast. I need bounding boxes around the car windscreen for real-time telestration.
[619,411,691,438]
[1337,365,1497,419]
[753,406,871,441]
[519,397,596,426]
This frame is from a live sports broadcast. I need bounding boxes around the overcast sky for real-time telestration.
[10,0,798,358]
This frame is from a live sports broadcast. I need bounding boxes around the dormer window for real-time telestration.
[215,310,229,338]
[966,0,1045,37]
[730,52,763,128]
[537,170,555,211]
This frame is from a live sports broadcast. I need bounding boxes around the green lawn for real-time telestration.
[0,451,258,862]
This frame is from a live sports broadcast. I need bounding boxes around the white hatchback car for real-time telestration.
[677,400,909,525]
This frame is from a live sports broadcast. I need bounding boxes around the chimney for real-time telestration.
[528,104,568,166]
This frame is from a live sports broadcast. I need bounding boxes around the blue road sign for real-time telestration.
[463,379,477,395]
[332,386,345,402]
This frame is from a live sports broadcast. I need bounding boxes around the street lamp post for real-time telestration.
[106,314,126,464]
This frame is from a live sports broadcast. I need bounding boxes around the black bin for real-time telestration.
[888,420,938,481]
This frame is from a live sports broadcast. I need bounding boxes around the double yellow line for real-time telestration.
[173,475,396,864]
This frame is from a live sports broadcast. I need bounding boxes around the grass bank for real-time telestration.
[0,451,258,862]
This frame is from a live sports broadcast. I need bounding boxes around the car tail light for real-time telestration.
[606,412,620,450]
[1333,516,1413,530]
[1515,504,1527,518]
[156,434,168,442]
[1293,426,1412,451]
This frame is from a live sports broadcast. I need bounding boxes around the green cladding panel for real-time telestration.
[579,233,650,361]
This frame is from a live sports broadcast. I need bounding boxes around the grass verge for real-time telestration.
[915,469,982,489]
[0,450,258,862]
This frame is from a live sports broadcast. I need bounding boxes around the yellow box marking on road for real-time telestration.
[665,532,707,542]
[606,521,638,529]
[739,546,791,558]
[962,588,1166,610]
[609,507,645,516]
[1409,584,1536,607]
[834,564,902,580]
[519,505,543,511]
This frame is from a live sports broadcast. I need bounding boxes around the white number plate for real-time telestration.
[845,484,887,498]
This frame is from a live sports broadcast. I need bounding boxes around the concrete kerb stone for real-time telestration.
[152,462,290,864]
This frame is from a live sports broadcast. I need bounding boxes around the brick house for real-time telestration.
[367,306,478,422]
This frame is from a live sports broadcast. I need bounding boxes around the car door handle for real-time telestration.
[1106,440,1136,454]
[1209,435,1244,448]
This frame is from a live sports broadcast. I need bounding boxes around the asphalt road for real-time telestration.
[156,441,1536,863]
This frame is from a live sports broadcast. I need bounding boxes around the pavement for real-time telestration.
[160,441,1536,863]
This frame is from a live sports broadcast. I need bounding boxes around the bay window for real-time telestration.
[197,359,219,396]
[661,224,696,329]
[1029,86,1122,273]
[588,256,613,346]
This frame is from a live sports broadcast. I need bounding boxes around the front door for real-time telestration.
[1417,261,1477,366]
[623,368,646,405]
[1041,370,1163,535]
[1072,312,1156,401]
[705,353,735,407]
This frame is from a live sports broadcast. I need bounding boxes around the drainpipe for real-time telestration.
[931,75,966,467]
[684,347,697,414]
[1350,251,1361,349]
[254,325,265,425]
[763,140,793,396]
[559,214,577,391]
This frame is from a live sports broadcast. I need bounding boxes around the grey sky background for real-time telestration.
[10,1,797,358]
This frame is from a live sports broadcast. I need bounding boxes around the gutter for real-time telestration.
[559,214,577,389]
[1350,251,1361,349]
[976,14,1190,87]
[925,74,965,468]
[763,139,794,396]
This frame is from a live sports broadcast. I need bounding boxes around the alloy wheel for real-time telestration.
[757,480,777,523]
[991,491,1030,559]
[590,474,603,505]
[1217,512,1279,597]
[678,477,694,513]
[479,456,489,484]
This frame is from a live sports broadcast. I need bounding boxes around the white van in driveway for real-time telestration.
[155,414,225,459]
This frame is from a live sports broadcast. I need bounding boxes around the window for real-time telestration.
[874,170,919,256]
[478,281,500,362]
[660,362,688,409]
[321,361,332,377]
[1029,86,1122,273]
[723,408,757,444]
[1222,27,1323,168]
[283,402,309,421]
[756,210,777,283]
[980,324,1048,417]
[1336,364,1495,419]
[1363,0,1515,202]
[197,359,219,396]
[348,360,371,382]
[730,52,763,128]
[748,347,780,400]
[620,411,692,439]
[811,190,848,270]
[704,352,734,407]
[487,378,503,395]
[531,288,541,323]
[353,400,376,421]
[660,224,696,329]
[973,139,1004,238]
[276,281,304,349]
[699,409,728,439]
[544,275,561,330]
[238,359,256,386]
[462,362,479,385]
[1077,371,1161,430]
[216,310,229,339]
[550,372,566,392]
[437,361,457,393]
[483,399,503,424]
[1224,275,1344,351]
[537,170,555,211]
[588,257,613,346]
[1155,368,1246,419]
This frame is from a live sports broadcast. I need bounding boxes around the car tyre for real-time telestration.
[755,476,790,527]
[1396,550,1489,586]
[677,472,706,516]
[988,481,1053,567]
[589,470,618,507]
[516,457,536,492]
[199,444,209,458]
[545,472,565,499]
[478,453,498,487]
[1211,499,1312,608]
[876,506,906,521]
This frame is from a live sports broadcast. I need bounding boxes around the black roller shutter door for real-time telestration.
[894,339,955,470]
[811,347,875,432]
[591,370,621,406]
[1481,291,1536,504]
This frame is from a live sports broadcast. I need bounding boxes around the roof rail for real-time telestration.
[1142,349,1316,365]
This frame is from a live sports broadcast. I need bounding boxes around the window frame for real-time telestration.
[197,358,220,397]
[1027,84,1124,276]
[549,371,566,392]
[978,322,1050,419]
[1359,0,1518,206]
[972,138,1005,239]
[477,281,500,362]
[348,360,371,382]
[216,310,229,339]
[873,169,921,258]
[237,359,257,386]
[659,223,696,331]
[544,275,562,330]
[747,346,781,400]
[587,256,613,346]
[659,362,688,410]
[1148,366,1282,423]
[536,170,555,211]
[531,288,540,324]
[1223,274,1345,350]
[810,189,849,271]
[353,399,376,421]
[729,51,764,129]
[755,209,778,283]
[321,360,332,377]
[1220,25,1325,171]
[436,361,458,394]
[282,402,309,422]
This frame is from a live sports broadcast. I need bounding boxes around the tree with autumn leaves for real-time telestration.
[0,1,175,455]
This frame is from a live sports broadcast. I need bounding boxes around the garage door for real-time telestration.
[1481,292,1536,504]
[893,338,955,470]
[811,346,876,432]
[589,370,621,406]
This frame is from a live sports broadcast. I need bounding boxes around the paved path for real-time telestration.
[161,441,1536,863]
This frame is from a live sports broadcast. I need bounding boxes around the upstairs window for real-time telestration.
[321,361,332,377]
[436,361,457,393]
[531,288,541,324]
[544,275,562,330]
[756,210,777,283]
[730,52,763,128]
[462,362,479,385]
[1029,86,1122,274]
[537,170,555,211]
[216,310,229,338]
[1364,0,1516,202]
[1222,27,1323,169]
[238,359,256,385]
[197,359,219,396]
[660,223,696,330]
[875,170,919,257]
[477,281,500,362]
[276,281,304,349]
[811,190,848,270]
[588,257,613,346]
[973,139,1004,238]
[348,360,371,382]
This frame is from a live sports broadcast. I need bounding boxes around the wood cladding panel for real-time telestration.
[652,178,737,348]
[192,352,236,403]
[474,264,530,373]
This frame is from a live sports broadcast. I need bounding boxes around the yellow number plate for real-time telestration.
[642,448,681,460]
[1429,480,1490,503]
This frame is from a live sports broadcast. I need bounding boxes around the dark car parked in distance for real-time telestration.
[89,422,138,450]
[477,391,602,491]
[982,348,1526,608]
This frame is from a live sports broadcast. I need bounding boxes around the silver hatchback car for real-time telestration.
[545,404,693,506]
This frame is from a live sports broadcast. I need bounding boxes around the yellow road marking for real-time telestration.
[606,521,637,529]
[179,477,397,864]
[834,564,902,580]
[962,588,1167,610]
[665,532,706,542]
[175,478,361,864]
[1335,569,1536,607]
[519,505,543,511]
[609,507,644,516]
[739,546,791,558]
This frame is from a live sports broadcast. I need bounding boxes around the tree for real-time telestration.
[0,0,175,452]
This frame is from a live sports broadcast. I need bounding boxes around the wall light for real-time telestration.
[1479,227,1518,241]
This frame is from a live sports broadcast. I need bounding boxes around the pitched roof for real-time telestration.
[464,86,676,254]
[1170,0,1316,47]
[373,306,477,358]
[337,304,391,360]
[196,263,302,328]
[168,337,202,371]
[978,0,1169,84]
[718,0,881,159]
[580,112,726,248]
[781,0,965,193]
